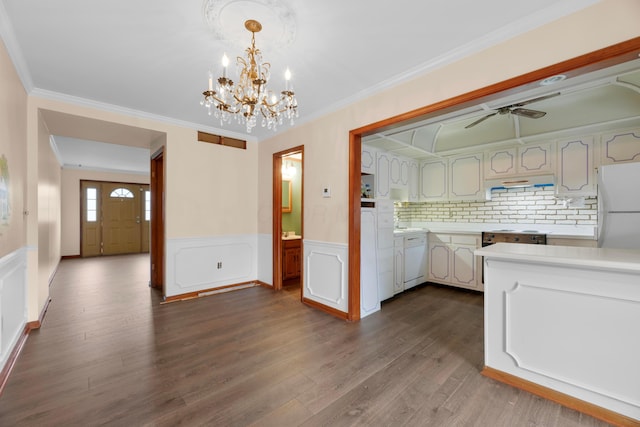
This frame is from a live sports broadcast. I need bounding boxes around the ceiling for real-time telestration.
[363,60,640,159]
[0,0,618,172]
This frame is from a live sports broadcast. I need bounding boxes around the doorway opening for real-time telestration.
[347,38,640,321]
[273,146,304,293]
[80,180,150,257]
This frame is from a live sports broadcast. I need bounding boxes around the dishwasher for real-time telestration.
[403,233,427,289]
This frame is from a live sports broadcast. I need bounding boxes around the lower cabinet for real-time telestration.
[282,239,301,280]
[393,237,404,295]
[428,233,483,291]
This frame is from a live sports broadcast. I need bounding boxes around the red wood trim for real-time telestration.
[482,366,640,427]
[348,131,361,322]
[162,281,260,303]
[352,37,640,138]
[0,325,30,397]
[302,297,349,321]
[61,255,81,260]
[255,280,273,289]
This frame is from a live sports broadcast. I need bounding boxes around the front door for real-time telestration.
[81,181,150,257]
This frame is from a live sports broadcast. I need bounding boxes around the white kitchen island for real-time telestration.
[475,243,640,425]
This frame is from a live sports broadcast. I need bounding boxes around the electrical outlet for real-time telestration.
[217,262,222,269]
[322,187,331,198]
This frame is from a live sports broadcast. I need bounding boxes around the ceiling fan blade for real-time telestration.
[510,92,560,108]
[465,112,497,128]
[511,108,546,119]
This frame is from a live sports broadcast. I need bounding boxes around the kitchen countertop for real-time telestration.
[475,242,640,273]
[395,222,596,240]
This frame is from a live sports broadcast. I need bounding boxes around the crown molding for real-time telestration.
[0,1,34,92]
[61,164,150,176]
[29,87,259,143]
[301,0,601,128]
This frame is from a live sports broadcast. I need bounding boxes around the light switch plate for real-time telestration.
[322,187,331,198]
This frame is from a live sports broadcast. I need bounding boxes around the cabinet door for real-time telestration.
[601,130,640,165]
[361,145,377,174]
[393,245,404,294]
[283,246,301,280]
[519,143,553,174]
[427,242,450,282]
[557,137,596,196]
[389,156,402,187]
[420,159,448,201]
[376,152,391,199]
[486,148,517,178]
[408,160,420,202]
[449,153,483,200]
[450,245,478,288]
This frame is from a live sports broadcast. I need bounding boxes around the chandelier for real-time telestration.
[200,19,298,133]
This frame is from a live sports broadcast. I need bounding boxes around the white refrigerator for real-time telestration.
[597,162,640,249]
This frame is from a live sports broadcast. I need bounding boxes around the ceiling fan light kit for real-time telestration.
[200,19,299,133]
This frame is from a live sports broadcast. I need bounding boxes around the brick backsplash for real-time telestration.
[394,187,597,225]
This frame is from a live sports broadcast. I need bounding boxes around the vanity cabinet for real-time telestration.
[556,136,596,196]
[428,233,482,291]
[282,239,301,280]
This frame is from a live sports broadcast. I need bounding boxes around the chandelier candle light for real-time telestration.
[201,19,299,133]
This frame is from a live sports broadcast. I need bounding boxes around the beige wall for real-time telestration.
[61,169,150,256]
[258,0,640,245]
[36,112,61,313]
[0,39,27,258]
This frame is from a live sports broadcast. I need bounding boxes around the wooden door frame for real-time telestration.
[273,146,304,292]
[150,147,165,294]
[347,38,640,321]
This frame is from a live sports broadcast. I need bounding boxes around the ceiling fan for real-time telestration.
[465,92,561,129]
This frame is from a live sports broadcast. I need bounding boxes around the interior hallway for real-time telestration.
[0,255,610,426]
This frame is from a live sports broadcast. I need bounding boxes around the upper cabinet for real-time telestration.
[600,130,640,165]
[419,159,448,201]
[408,160,420,202]
[485,143,553,179]
[449,153,484,201]
[375,151,392,199]
[556,136,596,196]
[361,145,377,174]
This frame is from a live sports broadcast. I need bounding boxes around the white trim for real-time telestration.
[0,2,34,92]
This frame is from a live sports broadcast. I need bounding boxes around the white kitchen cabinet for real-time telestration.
[419,159,448,201]
[389,155,402,187]
[376,151,392,199]
[408,160,419,202]
[485,143,553,178]
[376,200,394,302]
[556,136,596,197]
[393,237,404,295]
[360,208,380,318]
[600,129,640,165]
[361,145,377,174]
[449,153,484,201]
[428,233,482,291]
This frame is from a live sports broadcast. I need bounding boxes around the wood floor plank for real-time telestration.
[0,254,615,426]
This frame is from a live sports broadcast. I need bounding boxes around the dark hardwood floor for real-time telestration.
[0,254,611,426]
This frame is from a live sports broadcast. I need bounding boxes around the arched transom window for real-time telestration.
[110,188,134,198]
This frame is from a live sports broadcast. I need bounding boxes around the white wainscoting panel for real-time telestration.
[257,233,273,286]
[485,258,640,420]
[303,240,348,313]
[165,234,258,298]
[0,248,28,373]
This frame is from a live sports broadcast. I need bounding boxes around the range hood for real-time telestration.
[485,174,555,199]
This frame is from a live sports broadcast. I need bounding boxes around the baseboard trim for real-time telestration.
[481,366,640,427]
[0,324,30,397]
[28,297,52,330]
[255,280,273,289]
[302,297,349,321]
[162,281,260,303]
[61,255,81,260]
